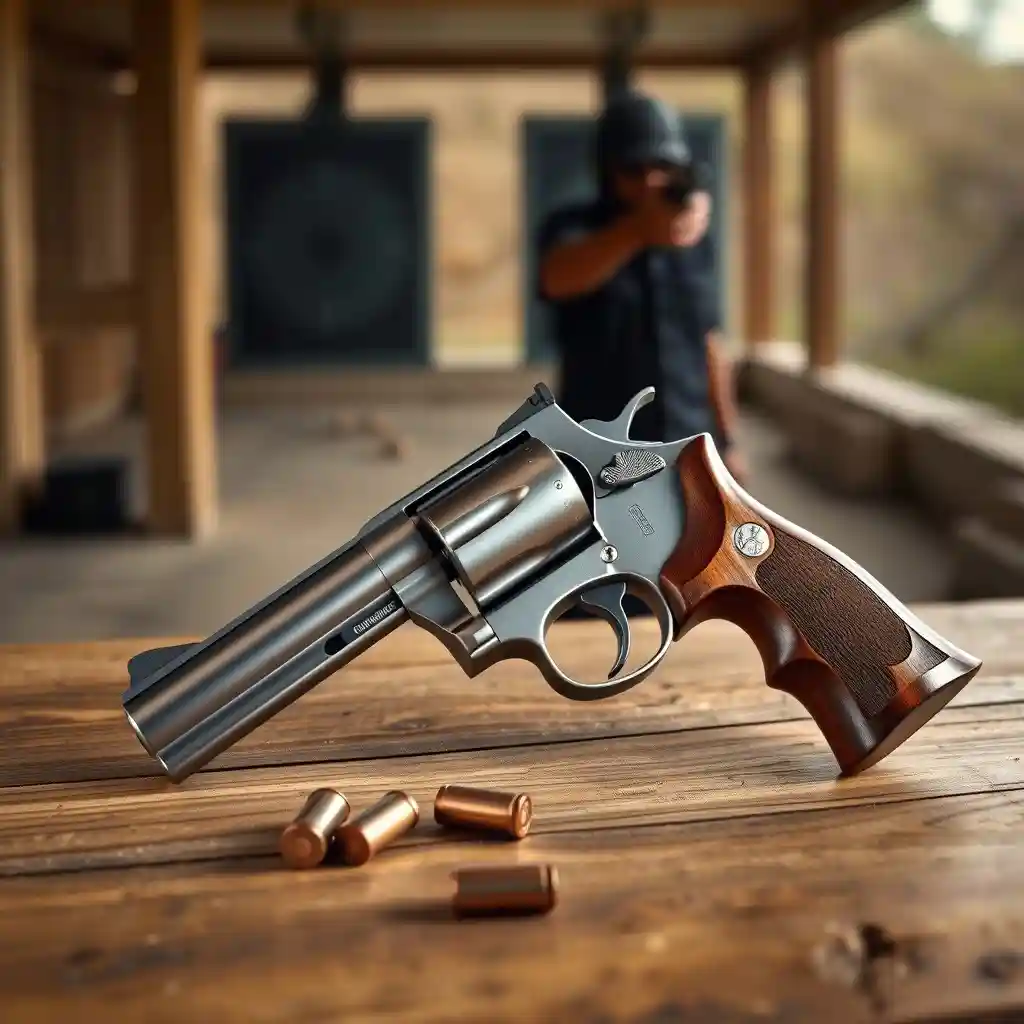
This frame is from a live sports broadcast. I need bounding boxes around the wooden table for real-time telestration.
[1,601,1023,1023]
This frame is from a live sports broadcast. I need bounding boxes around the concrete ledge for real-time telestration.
[741,341,1024,520]
[737,347,808,423]
[906,416,1024,526]
[221,365,559,406]
[740,343,910,499]
[741,341,994,428]
[785,387,900,498]
[950,518,1024,601]
[949,481,1024,599]
[981,478,1024,537]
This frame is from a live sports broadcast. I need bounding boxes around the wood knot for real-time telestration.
[812,921,929,1012]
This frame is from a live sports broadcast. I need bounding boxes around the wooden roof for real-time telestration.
[32,0,914,70]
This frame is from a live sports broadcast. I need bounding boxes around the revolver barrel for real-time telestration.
[123,539,407,782]
[122,432,599,783]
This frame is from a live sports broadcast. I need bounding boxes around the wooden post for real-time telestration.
[133,0,217,537]
[805,30,841,370]
[0,0,44,534]
[743,56,775,348]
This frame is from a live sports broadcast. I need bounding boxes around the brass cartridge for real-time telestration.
[279,788,351,869]
[335,791,420,866]
[451,864,559,917]
[434,784,533,839]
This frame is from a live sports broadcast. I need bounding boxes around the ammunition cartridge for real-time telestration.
[451,864,559,917]
[434,784,533,839]
[279,788,351,869]
[335,790,419,866]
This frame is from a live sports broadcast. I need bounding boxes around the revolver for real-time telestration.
[123,384,982,783]
[661,162,700,207]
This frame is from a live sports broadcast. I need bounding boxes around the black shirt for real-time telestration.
[537,198,723,446]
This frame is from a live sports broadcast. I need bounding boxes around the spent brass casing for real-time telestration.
[279,788,351,869]
[433,784,533,839]
[451,864,559,917]
[335,791,419,866]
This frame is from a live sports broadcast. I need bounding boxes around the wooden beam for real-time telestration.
[0,0,44,534]
[202,0,797,8]
[742,57,775,347]
[805,29,841,370]
[816,0,918,37]
[30,0,915,78]
[30,24,124,70]
[744,0,914,69]
[133,0,217,538]
[36,284,136,332]
[198,47,745,73]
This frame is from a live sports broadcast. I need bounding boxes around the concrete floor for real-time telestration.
[0,402,950,644]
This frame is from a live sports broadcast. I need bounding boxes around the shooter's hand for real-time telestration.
[671,189,711,247]
[630,187,711,249]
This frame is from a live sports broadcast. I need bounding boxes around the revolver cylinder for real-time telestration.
[418,437,593,609]
[122,437,598,783]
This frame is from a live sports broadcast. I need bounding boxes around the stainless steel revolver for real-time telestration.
[123,384,982,783]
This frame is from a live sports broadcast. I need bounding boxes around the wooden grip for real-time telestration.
[658,436,983,775]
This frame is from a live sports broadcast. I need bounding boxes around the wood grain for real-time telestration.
[1,792,1022,1024]
[0,0,46,535]
[660,436,983,774]
[0,603,1017,786]
[807,23,840,370]
[743,56,776,345]
[133,0,216,538]
[0,703,1020,877]
[0,605,1020,1022]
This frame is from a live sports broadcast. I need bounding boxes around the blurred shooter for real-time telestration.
[537,89,745,482]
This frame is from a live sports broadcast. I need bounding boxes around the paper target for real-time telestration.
[243,160,412,340]
[224,118,430,366]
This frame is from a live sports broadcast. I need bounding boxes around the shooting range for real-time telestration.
[2,0,854,538]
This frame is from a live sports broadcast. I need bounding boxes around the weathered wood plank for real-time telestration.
[0,791,1021,1023]
[36,283,135,331]
[0,704,1019,877]
[806,27,840,369]
[743,56,776,345]
[0,603,1017,786]
[133,0,216,538]
[0,0,46,535]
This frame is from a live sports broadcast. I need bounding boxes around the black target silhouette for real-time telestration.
[244,160,412,340]
[225,119,430,367]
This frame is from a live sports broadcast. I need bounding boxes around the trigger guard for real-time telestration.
[534,575,675,701]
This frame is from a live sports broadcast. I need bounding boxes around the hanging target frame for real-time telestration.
[224,116,432,368]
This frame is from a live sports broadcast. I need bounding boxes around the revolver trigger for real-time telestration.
[577,582,631,679]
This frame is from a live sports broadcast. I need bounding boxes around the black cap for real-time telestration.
[596,90,691,170]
